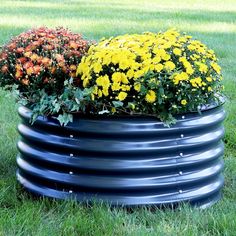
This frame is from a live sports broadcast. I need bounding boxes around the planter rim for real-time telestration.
[25,96,226,121]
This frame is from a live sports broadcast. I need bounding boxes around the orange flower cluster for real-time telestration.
[0,27,89,93]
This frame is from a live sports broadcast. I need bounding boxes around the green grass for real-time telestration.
[0,0,236,235]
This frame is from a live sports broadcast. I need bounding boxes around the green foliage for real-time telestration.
[17,79,94,126]
[112,101,123,108]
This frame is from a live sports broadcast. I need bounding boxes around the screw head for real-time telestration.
[179,171,183,175]
[70,153,74,157]
[69,190,73,194]
[69,171,73,175]
[180,153,183,157]
[70,134,74,138]
[179,190,183,194]
[180,134,184,138]
[182,115,185,119]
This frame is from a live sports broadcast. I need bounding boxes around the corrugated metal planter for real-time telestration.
[16,105,226,208]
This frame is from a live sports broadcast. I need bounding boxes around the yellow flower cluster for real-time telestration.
[76,29,223,118]
[145,90,156,103]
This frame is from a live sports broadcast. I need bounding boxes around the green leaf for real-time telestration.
[82,87,93,96]
[52,100,61,113]
[74,89,84,100]
[71,104,80,112]
[128,102,135,110]
[112,101,123,108]
[57,113,73,126]
[30,111,40,125]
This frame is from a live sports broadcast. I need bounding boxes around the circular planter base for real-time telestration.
[16,169,223,208]
[16,106,226,207]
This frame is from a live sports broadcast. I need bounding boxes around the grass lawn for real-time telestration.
[0,0,236,235]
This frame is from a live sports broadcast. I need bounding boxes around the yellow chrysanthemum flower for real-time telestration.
[186,66,194,75]
[96,75,110,88]
[117,91,127,101]
[134,70,145,79]
[211,62,221,74]
[190,77,203,88]
[134,83,141,92]
[93,62,102,74]
[121,85,131,91]
[127,69,134,79]
[98,89,103,98]
[112,72,125,83]
[173,72,189,85]
[173,48,182,56]
[145,90,156,103]
[206,77,213,82]
[155,63,164,72]
[196,62,208,73]
[164,61,176,71]
[119,59,130,70]
[111,107,116,113]
[111,82,120,91]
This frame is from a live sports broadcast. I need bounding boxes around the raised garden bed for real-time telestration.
[17,104,225,207]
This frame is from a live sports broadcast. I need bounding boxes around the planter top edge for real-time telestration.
[20,96,226,122]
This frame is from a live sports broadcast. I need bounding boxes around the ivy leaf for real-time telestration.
[82,87,93,97]
[74,89,84,100]
[30,111,40,125]
[75,98,81,105]
[64,77,73,86]
[112,101,123,108]
[71,104,80,112]
[57,113,73,126]
[159,112,176,127]
[52,100,61,113]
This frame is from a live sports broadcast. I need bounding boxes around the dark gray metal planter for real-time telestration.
[16,105,226,208]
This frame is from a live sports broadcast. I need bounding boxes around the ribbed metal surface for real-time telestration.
[16,105,226,207]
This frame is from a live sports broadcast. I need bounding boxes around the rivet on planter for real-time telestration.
[179,190,183,194]
[69,171,73,175]
[179,171,183,175]
[179,152,184,157]
[182,115,185,119]
[70,153,74,157]
[180,134,184,138]
[69,190,73,194]
[70,134,74,138]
